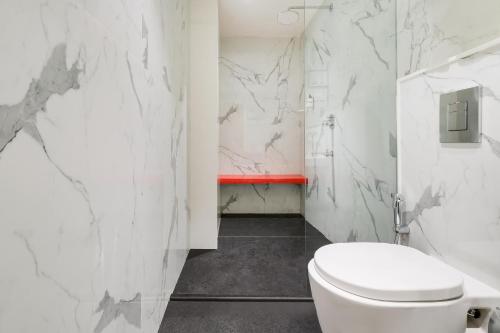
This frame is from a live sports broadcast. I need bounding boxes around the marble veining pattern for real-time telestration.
[219,37,304,175]
[218,37,304,213]
[397,0,500,76]
[0,0,190,332]
[398,41,500,312]
[0,44,81,153]
[304,0,396,243]
[95,291,141,333]
[484,134,500,158]
[219,184,302,214]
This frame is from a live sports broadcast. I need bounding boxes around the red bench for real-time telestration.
[218,174,308,185]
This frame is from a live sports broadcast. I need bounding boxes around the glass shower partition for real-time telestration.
[303,0,397,244]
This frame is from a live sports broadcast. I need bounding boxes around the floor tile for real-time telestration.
[219,215,305,237]
[173,237,309,297]
[165,215,331,331]
[305,222,326,238]
[160,301,322,333]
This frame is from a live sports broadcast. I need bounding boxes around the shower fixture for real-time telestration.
[322,114,335,129]
[277,3,333,25]
[287,3,333,11]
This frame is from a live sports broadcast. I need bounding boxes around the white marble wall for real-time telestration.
[219,37,304,213]
[397,0,500,76]
[0,0,189,332]
[399,40,500,295]
[219,184,303,214]
[304,0,397,242]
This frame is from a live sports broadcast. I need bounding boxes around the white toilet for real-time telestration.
[308,243,500,333]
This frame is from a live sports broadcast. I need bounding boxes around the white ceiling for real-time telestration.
[219,0,324,38]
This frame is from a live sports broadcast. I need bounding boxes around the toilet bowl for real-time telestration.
[308,243,500,333]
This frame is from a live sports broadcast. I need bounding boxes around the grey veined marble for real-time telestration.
[94,291,141,333]
[490,309,500,333]
[397,0,500,76]
[0,44,81,154]
[404,185,442,224]
[304,0,396,243]
[398,41,500,296]
[219,105,238,125]
[218,36,304,214]
[0,0,191,332]
[484,134,500,159]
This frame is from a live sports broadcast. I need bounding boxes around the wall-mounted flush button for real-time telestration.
[447,101,468,131]
[440,87,481,143]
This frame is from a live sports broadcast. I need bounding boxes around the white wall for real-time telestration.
[0,0,190,332]
[397,0,500,76]
[398,39,500,331]
[189,0,219,248]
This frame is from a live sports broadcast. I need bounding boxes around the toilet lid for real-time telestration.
[314,243,464,302]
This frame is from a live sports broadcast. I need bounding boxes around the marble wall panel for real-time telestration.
[399,41,500,291]
[399,39,500,331]
[304,0,397,243]
[0,0,189,332]
[219,37,304,213]
[219,184,302,214]
[397,0,500,76]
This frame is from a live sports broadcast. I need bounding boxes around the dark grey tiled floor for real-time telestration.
[162,215,329,333]
[219,215,306,237]
[173,215,330,297]
[173,237,308,297]
[160,301,322,333]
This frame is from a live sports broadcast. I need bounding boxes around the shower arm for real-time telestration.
[287,4,333,11]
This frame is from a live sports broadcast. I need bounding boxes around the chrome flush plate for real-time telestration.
[440,86,481,143]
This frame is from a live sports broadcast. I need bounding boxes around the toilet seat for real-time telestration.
[314,243,464,302]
